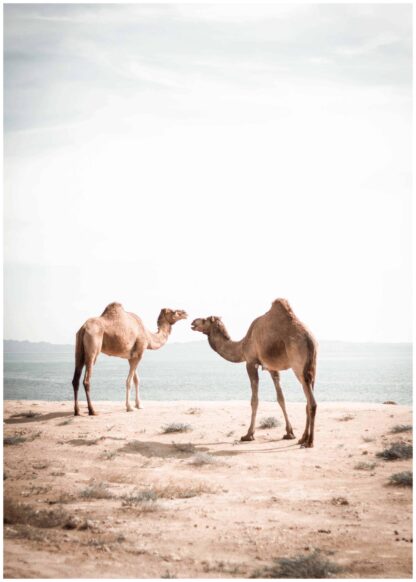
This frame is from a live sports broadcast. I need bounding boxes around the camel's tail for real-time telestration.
[72,327,85,385]
[303,334,317,388]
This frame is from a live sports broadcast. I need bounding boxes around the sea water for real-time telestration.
[3,342,412,405]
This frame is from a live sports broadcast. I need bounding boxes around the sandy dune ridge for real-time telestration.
[3,400,413,578]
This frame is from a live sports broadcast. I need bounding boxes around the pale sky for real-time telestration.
[4,3,412,344]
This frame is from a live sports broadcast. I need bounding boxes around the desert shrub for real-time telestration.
[338,414,354,422]
[390,424,412,434]
[4,435,26,445]
[161,423,192,434]
[121,489,158,505]
[4,498,69,528]
[252,550,342,578]
[388,471,412,487]
[354,462,376,471]
[100,450,117,460]
[157,482,213,499]
[80,481,113,500]
[376,442,413,461]
[189,452,219,466]
[10,410,39,419]
[331,497,349,506]
[259,417,280,429]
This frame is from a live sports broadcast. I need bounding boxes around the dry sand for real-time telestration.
[3,400,413,578]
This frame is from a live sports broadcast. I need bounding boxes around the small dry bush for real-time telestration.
[391,424,412,434]
[80,481,113,500]
[331,496,349,506]
[100,450,117,460]
[354,462,376,471]
[252,550,342,578]
[161,423,192,434]
[388,471,412,487]
[4,435,27,445]
[259,417,280,429]
[122,489,158,505]
[189,452,219,466]
[11,410,39,419]
[338,414,354,422]
[376,442,413,461]
[156,482,214,499]
[4,498,69,529]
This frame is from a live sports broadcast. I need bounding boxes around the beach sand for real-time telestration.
[3,400,413,578]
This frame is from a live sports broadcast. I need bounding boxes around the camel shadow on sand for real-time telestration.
[117,438,299,459]
[4,411,73,425]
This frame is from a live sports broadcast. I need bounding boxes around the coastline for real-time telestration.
[4,400,413,578]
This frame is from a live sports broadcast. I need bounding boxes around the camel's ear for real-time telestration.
[208,316,216,323]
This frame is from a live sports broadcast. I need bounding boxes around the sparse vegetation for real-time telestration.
[121,489,158,505]
[4,435,27,445]
[4,498,69,529]
[390,424,412,434]
[251,550,342,578]
[100,450,117,460]
[354,462,376,471]
[259,416,280,429]
[80,481,113,500]
[10,410,40,419]
[376,442,413,461]
[331,496,349,506]
[338,414,354,422]
[388,471,412,487]
[161,423,192,434]
[185,407,201,415]
[189,452,219,466]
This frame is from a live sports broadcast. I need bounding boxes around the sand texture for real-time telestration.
[3,400,413,578]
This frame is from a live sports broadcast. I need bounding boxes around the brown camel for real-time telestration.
[191,299,318,447]
[72,303,187,416]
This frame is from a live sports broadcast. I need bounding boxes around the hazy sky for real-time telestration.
[4,3,412,344]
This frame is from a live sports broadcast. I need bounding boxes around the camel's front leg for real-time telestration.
[269,371,295,439]
[241,363,259,441]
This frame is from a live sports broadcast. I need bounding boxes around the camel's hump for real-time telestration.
[271,298,294,315]
[101,302,124,316]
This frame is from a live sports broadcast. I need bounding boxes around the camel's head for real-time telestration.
[159,308,188,325]
[191,316,224,336]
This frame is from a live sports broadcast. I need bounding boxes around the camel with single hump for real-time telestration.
[191,299,318,447]
[72,302,187,416]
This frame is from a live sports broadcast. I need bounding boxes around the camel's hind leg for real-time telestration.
[295,376,317,448]
[241,363,259,442]
[269,371,295,439]
[125,358,139,412]
[72,368,82,416]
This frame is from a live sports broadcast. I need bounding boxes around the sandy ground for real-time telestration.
[3,400,413,579]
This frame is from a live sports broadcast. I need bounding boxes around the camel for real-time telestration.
[191,299,318,447]
[72,303,187,416]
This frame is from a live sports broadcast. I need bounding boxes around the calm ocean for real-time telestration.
[3,341,412,405]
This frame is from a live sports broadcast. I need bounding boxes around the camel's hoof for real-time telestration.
[74,411,80,417]
[126,407,134,412]
[135,404,144,410]
[240,434,255,442]
[300,442,314,449]
[88,410,98,416]
[283,433,296,440]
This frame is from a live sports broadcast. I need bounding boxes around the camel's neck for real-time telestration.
[147,322,172,350]
[208,329,245,363]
